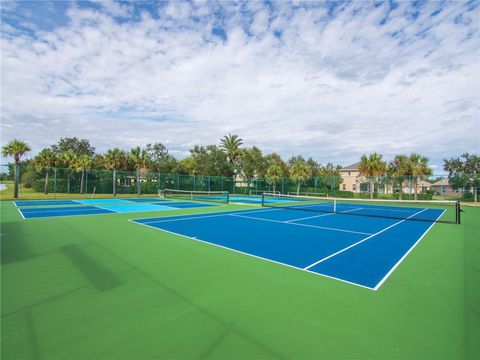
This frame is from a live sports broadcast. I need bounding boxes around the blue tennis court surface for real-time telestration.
[132,205,444,290]
[20,206,115,218]
[18,200,218,219]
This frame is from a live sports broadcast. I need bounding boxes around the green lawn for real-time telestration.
[0,181,164,201]
[1,200,479,359]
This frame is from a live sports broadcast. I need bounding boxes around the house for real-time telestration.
[338,162,432,194]
[338,162,361,192]
[430,178,464,196]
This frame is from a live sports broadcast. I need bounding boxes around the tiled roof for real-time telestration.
[341,162,361,171]
[432,178,449,186]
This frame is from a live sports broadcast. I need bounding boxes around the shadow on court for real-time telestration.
[1,222,35,264]
[60,244,124,292]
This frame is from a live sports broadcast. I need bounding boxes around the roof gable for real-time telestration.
[341,162,361,171]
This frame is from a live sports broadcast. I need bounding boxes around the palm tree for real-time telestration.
[74,154,93,194]
[289,160,311,195]
[318,163,343,194]
[1,139,31,198]
[388,155,411,200]
[409,153,432,200]
[220,134,243,175]
[266,163,282,193]
[129,147,148,195]
[59,151,76,193]
[35,148,57,194]
[104,148,125,196]
[358,153,387,199]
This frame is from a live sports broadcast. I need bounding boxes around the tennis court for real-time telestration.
[15,198,218,219]
[1,190,476,360]
[131,195,457,289]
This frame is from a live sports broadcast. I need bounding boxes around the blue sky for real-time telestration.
[1,0,479,172]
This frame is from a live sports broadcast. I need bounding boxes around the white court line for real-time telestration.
[17,207,26,220]
[284,207,363,223]
[303,208,428,271]
[20,208,113,219]
[134,207,275,225]
[229,213,372,236]
[373,209,446,290]
[128,219,375,291]
[138,212,232,224]
[20,206,107,214]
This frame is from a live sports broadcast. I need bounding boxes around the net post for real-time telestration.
[261,193,265,207]
[226,192,229,204]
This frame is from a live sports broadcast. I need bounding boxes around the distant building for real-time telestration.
[338,162,361,192]
[430,178,464,196]
[338,162,431,194]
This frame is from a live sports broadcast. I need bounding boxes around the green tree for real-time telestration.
[35,148,57,194]
[145,143,176,173]
[266,163,282,193]
[264,153,288,176]
[239,146,266,181]
[104,148,126,196]
[220,134,243,175]
[387,155,411,200]
[190,145,233,177]
[58,151,76,193]
[318,163,343,193]
[52,137,95,157]
[358,153,387,199]
[289,160,311,195]
[175,157,199,175]
[74,154,93,194]
[130,147,149,195]
[306,157,320,177]
[1,139,31,198]
[409,153,432,200]
[444,153,480,202]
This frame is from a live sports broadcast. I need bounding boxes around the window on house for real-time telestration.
[342,184,346,190]
[352,184,356,191]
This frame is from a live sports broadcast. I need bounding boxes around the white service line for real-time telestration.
[303,208,428,270]
[17,207,26,220]
[284,207,363,223]
[229,213,372,236]
[21,207,105,214]
[373,209,446,290]
[129,219,375,291]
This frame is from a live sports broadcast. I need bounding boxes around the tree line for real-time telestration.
[2,136,479,201]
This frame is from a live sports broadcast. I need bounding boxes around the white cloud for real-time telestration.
[90,0,134,18]
[1,1,479,170]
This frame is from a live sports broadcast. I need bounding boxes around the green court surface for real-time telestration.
[1,200,479,359]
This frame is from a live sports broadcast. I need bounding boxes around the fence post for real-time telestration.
[113,169,116,197]
[13,163,19,199]
[53,167,57,199]
[85,170,88,197]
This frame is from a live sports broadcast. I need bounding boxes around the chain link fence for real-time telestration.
[0,164,477,201]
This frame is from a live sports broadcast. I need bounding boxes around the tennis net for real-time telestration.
[287,191,328,197]
[162,189,229,204]
[261,193,461,224]
[249,190,281,196]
